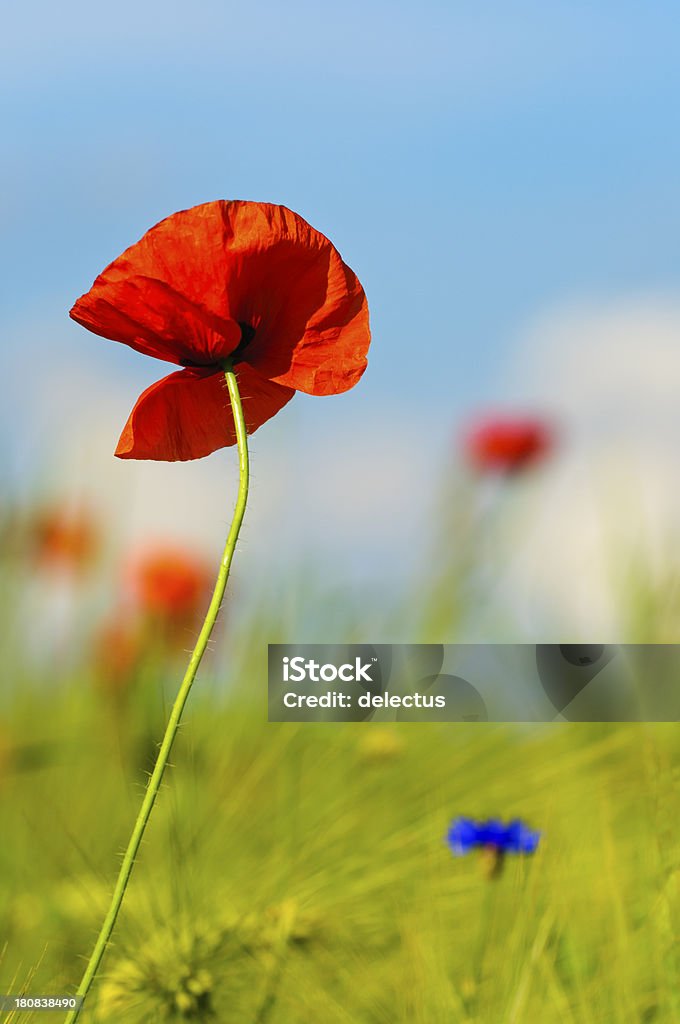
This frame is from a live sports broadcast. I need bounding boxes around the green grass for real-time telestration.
[1,670,679,1022]
[2,483,680,1022]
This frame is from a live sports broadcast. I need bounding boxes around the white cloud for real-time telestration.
[495,297,680,635]
[516,298,680,438]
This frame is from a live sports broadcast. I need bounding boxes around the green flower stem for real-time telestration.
[472,854,502,994]
[65,364,249,1024]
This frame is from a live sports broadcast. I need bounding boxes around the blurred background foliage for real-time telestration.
[1,451,680,1021]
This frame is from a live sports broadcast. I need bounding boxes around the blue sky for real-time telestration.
[3,3,680,616]
[4,2,679,406]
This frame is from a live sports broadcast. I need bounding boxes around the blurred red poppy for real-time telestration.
[464,416,554,473]
[30,506,98,573]
[70,201,371,461]
[125,546,213,625]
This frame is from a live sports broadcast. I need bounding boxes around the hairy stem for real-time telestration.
[65,365,249,1023]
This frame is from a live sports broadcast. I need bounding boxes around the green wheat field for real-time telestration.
[1,500,679,1023]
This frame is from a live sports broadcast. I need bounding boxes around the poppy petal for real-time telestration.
[70,215,245,366]
[115,365,294,461]
[208,202,370,396]
[71,201,370,392]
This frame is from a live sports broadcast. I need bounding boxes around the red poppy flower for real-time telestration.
[125,545,213,624]
[70,201,371,461]
[464,416,554,473]
[30,506,98,573]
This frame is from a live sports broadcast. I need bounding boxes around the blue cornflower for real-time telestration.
[446,817,541,857]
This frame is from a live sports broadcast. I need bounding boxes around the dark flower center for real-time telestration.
[181,322,256,368]
[231,322,256,360]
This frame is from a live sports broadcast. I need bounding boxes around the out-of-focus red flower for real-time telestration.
[70,201,371,461]
[125,546,213,625]
[464,416,554,474]
[29,507,98,573]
